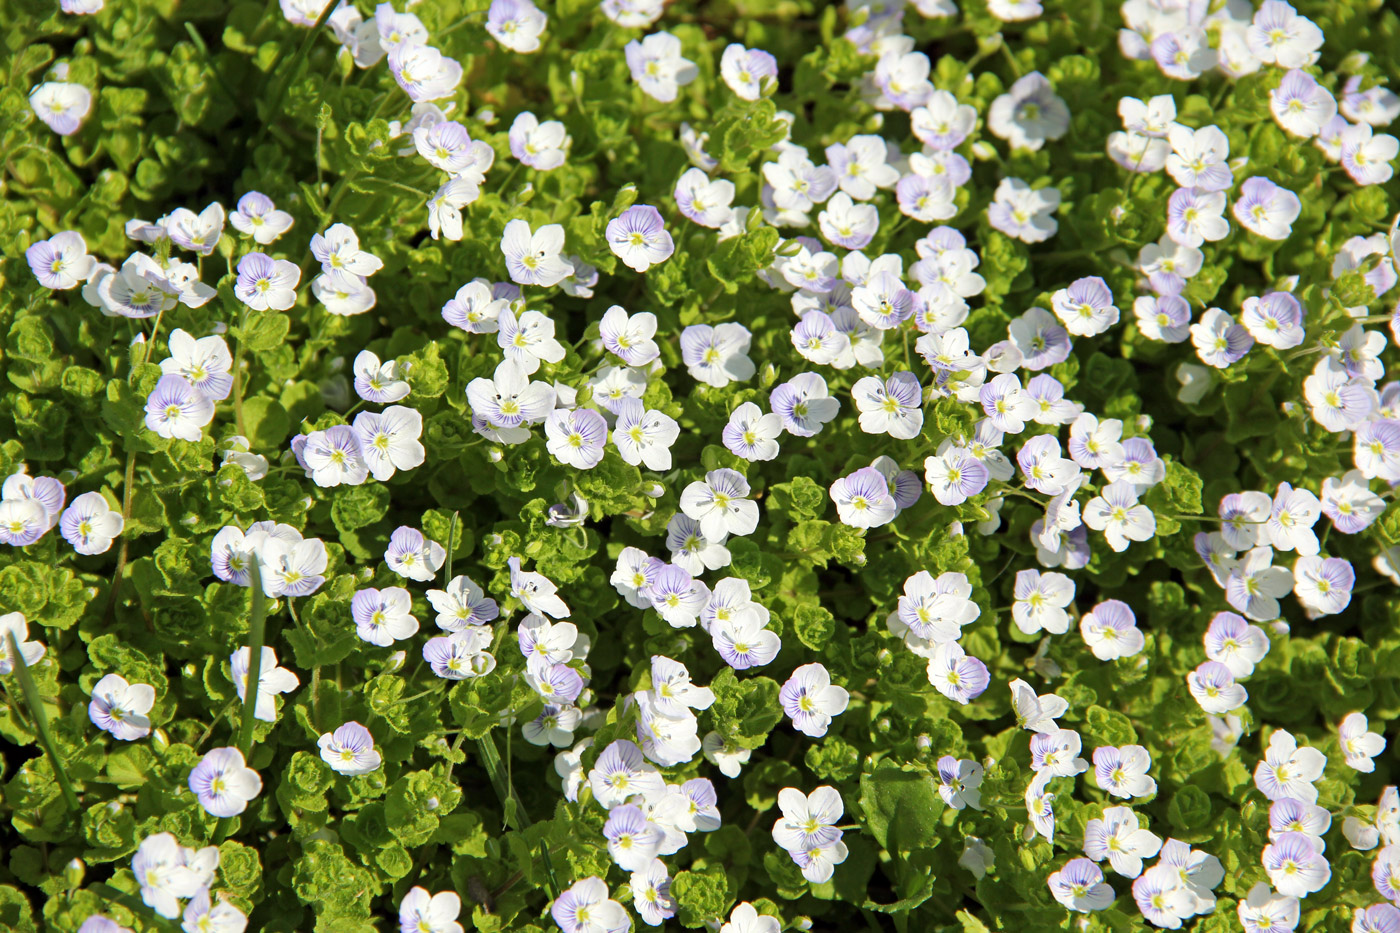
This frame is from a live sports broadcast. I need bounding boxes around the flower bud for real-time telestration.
[385,650,407,673]
[64,858,84,889]
[488,447,504,463]
[641,482,664,498]
[971,141,997,161]
[915,734,932,751]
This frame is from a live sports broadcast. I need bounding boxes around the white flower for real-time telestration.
[161,329,233,402]
[1083,481,1157,552]
[131,833,201,918]
[851,372,924,439]
[486,0,548,54]
[1236,882,1300,933]
[231,646,300,722]
[399,887,464,933]
[1084,805,1162,878]
[702,733,752,779]
[680,469,759,540]
[625,31,698,103]
[508,556,570,618]
[987,72,1069,151]
[1338,712,1386,772]
[29,81,93,136]
[1188,661,1248,714]
[427,176,481,241]
[500,219,573,287]
[1165,125,1233,191]
[88,673,156,741]
[1246,1,1323,68]
[510,110,570,169]
[1254,729,1327,802]
[1009,678,1069,733]
[1012,569,1075,635]
[166,203,227,256]
[779,663,849,738]
[497,306,566,375]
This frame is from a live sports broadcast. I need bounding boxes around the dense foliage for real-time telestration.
[3,0,1400,931]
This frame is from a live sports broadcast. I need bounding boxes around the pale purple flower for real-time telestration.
[987,177,1060,243]
[1048,858,1115,912]
[1341,123,1400,186]
[625,31,698,104]
[711,615,780,670]
[826,135,899,201]
[926,642,990,704]
[770,372,840,437]
[896,173,957,222]
[1013,569,1074,635]
[1079,599,1145,661]
[311,223,383,277]
[442,280,508,333]
[385,526,446,582]
[779,663,849,738]
[427,575,498,631]
[229,192,293,245]
[1188,660,1248,714]
[1093,744,1156,798]
[720,43,777,101]
[1233,177,1302,240]
[762,148,837,213]
[318,721,382,775]
[723,402,782,462]
[422,629,496,680]
[301,424,368,488]
[588,739,665,809]
[1017,435,1080,496]
[1293,555,1354,616]
[1031,728,1088,778]
[1151,27,1217,81]
[144,375,215,442]
[1166,125,1232,191]
[165,203,226,256]
[351,586,419,646]
[829,466,897,529]
[551,877,628,933]
[545,409,608,470]
[818,192,879,249]
[599,305,659,366]
[188,747,261,818]
[1269,797,1331,842]
[26,230,96,289]
[77,918,132,933]
[1271,70,1337,138]
[1009,306,1072,370]
[1204,611,1270,678]
[131,833,201,918]
[60,491,124,555]
[1132,864,1193,927]
[1191,307,1253,368]
[979,373,1037,434]
[1025,374,1082,425]
[680,469,759,540]
[1255,730,1327,802]
[643,564,708,629]
[1340,712,1387,772]
[852,271,915,330]
[1241,291,1306,349]
[467,359,555,430]
[680,322,755,388]
[234,252,300,311]
[674,168,735,228]
[1052,275,1118,338]
[388,43,463,102]
[1263,832,1331,897]
[29,81,92,136]
[88,673,155,741]
[1247,1,1323,67]
[987,71,1069,151]
[607,205,674,273]
[602,805,663,873]
[852,371,923,439]
[1353,905,1400,933]
[612,398,680,471]
[924,448,990,506]
[353,406,426,481]
[1167,188,1229,248]
[790,311,850,366]
[1083,480,1156,552]
[912,90,977,151]
[508,111,569,170]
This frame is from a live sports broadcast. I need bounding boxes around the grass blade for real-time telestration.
[7,631,80,813]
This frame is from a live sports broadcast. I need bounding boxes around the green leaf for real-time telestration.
[858,760,943,853]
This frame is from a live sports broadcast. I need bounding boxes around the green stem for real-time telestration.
[234,560,270,758]
[475,732,559,897]
[7,632,80,812]
[256,0,338,142]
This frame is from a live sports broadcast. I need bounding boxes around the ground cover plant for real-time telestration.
[3,0,1400,930]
